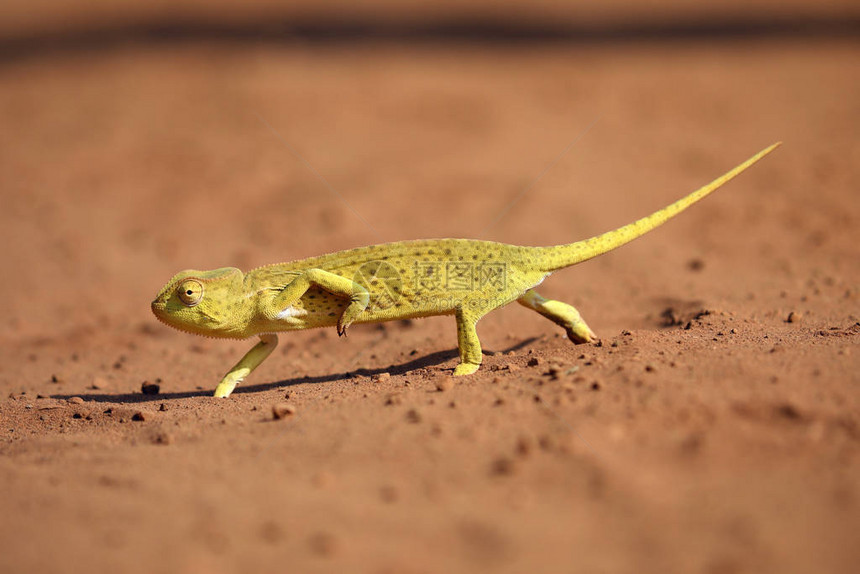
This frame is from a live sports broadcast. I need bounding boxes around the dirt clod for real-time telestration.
[141,381,160,395]
[490,457,516,476]
[308,532,338,556]
[151,431,173,445]
[384,393,402,406]
[272,403,297,420]
[436,377,455,392]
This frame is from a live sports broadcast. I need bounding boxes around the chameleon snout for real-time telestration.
[151,299,165,315]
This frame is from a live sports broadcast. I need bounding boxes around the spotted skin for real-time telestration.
[152,143,779,397]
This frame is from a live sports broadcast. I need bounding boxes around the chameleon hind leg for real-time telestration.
[453,308,483,375]
[213,333,279,398]
[518,289,597,344]
[267,268,370,335]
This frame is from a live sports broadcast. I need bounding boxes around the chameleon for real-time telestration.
[152,143,779,398]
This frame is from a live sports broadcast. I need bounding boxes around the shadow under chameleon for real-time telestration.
[51,337,538,404]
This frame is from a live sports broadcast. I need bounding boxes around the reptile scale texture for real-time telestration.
[152,143,780,397]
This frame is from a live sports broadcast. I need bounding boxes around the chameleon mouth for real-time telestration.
[149,299,250,341]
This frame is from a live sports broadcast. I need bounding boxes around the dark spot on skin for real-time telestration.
[428,249,434,255]
[472,255,478,260]
[328,312,336,317]
[444,248,452,255]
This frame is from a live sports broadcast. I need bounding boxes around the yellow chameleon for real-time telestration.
[152,143,779,398]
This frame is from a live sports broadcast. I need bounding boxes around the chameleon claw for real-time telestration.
[565,322,597,345]
[337,318,352,337]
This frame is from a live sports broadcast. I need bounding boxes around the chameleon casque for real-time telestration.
[152,143,779,398]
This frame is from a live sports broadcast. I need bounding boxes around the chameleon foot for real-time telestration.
[337,285,371,336]
[518,290,596,344]
[453,362,480,376]
[213,334,278,398]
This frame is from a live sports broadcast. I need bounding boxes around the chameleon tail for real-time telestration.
[534,142,780,273]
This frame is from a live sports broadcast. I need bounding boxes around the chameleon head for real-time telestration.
[151,267,251,338]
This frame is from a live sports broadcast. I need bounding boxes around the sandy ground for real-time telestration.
[0,26,858,574]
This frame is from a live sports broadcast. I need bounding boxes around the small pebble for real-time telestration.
[131,411,147,422]
[312,471,335,488]
[141,381,160,395]
[371,372,391,383]
[776,403,802,420]
[152,431,172,445]
[384,393,402,406]
[787,311,801,323]
[516,436,533,457]
[436,377,454,392]
[490,457,516,476]
[405,409,421,423]
[67,396,84,405]
[272,403,296,420]
[379,485,399,503]
[527,357,541,367]
[308,532,338,556]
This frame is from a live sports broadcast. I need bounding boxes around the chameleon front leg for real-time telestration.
[213,333,279,398]
[453,309,483,376]
[267,268,370,335]
[518,289,597,344]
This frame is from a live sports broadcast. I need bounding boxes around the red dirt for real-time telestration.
[1,27,858,574]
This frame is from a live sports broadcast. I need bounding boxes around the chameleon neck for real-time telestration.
[534,142,780,273]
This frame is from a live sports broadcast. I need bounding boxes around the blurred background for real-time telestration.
[2,0,859,39]
[1,0,857,340]
[1,3,858,572]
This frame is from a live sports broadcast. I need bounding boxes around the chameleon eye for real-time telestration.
[177,280,204,307]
